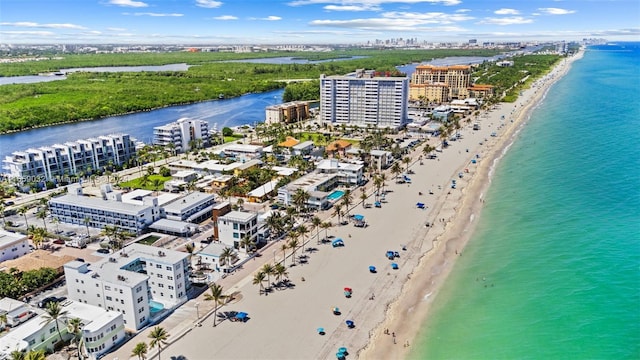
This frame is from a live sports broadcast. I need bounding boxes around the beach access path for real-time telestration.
[104,51,584,360]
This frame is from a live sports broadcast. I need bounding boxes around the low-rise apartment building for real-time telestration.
[49,184,160,235]
[153,118,209,153]
[162,192,215,223]
[315,159,364,186]
[64,243,190,330]
[217,211,258,251]
[0,230,30,263]
[0,299,125,360]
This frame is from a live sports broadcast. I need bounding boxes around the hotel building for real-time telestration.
[64,243,190,331]
[2,134,136,180]
[153,118,209,153]
[49,184,161,235]
[409,65,472,102]
[0,298,125,360]
[162,191,216,223]
[320,69,409,129]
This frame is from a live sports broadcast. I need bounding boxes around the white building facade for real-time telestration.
[0,230,30,263]
[2,134,136,180]
[320,70,409,129]
[217,211,258,251]
[64,243,190,331]
[153,118,209,153]
[48,184,160,235]
[0,299,125,360]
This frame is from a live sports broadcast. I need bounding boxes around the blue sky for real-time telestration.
[1,0,639,44]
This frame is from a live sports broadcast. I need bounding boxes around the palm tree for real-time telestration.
[287,236,299,266]
[373,175,383,202]
[236,198,244,210]
[252,271,266,295]
[280,242,288,267]
[0,204,5,227]
[292,188,310,217]
[203,283,226,327]
[17,206,29,229]
[261,263,275,290]
[333,203,343,225]
[51,217,60,235]
[422,144,434,158]
[341,189,353,218]
[296,224,309,253]
[311,216,322,244]
[148,326,169,360]
[23,350,46,360]
[239,234,254,254]
[131,342,148,360]
[402,156,411,173]
[10,350,25,360]
[40,302,68,344]
[379,173,387,194]
[30,227,46,249]
[320,222,331,241]
[0,312,7,329]
[360,190,368,208]
[66,317,83,360]
[273,263,289,287]
[36,210,48,233]
[391,162,402,180]
[83,217,91,239]
[220,247,235,273]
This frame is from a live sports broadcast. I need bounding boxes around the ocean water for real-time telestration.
[410,43,640,359]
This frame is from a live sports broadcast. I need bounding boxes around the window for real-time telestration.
[49,327,56,334]
[156,264,162,269]
[112,334,118,341]
[168,285,174,290]
[138,307,145,313]
[157,274,163,279]
[120,299,124,304]
[28,339,36,346]
[137,296,143,303]
[158,284,164,288]
[233,232,239,239]
[105,286,111,291]
[96,283,99,287]
[167,276,173,280]
[166,266,172,271]
[141,316,146,322]
[136,286,142,292]
[160,293,164,297]
[97,294,100,297]
[106,296,113,301]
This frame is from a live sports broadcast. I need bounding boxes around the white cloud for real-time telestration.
[126,12,184,17]
[310,17,464,32]
[478,17,533,26]
[537,7,575,15]
[107,27,127,31]
[289,0,461,7]
[0,22,86,29]
[324,4,381,11]
[382,11,473,23]
[213,15,238,20]
[0,30,55,36]
[195,0,223,8]
[108,0,148,8]
[262,16,282,21]
[494,8,519,15]
[455,9,471,13]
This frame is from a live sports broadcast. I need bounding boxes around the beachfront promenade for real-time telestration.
[99,52,584,360]
[104,102,522,360]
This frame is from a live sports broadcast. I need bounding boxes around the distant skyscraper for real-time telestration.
[320,69,409,129]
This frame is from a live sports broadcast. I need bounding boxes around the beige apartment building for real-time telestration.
[409,65,472,102]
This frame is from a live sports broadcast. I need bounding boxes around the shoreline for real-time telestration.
[359,49,585,359]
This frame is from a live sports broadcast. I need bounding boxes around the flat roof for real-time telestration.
[162,192,215,213]
[222,144,263,153]
[293,141,314,149]
[198,243,228,257]
[50,194,152,215]
[370,149,392,156]
[247,179,280,198]
[0,229,27,248]
[220,210,257,222]
[150,219,194,233]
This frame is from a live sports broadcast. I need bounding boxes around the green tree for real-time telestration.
[203,283,227,327]
[131,342,148,360]
[17,206,29,229]
[148,327,169,360]
[222,127,234,137]
[66,317,84,360]
[252,271,266,295]
[40,302,68,344]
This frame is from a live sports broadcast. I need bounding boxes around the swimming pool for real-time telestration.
[327,190,345,201]
[149,300,165,314]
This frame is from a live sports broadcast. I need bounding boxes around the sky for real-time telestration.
[1,0,639,45]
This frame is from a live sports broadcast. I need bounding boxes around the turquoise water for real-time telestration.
[411,43,640,359]
[328,190,345,201]
[149,300,165,314]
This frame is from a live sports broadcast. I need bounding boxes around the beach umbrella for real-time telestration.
[317,327,325,335]
[345,320,355,328]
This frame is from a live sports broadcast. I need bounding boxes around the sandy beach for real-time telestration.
[105,49,584,360]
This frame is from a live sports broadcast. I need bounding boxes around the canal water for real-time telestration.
[0,89,284,163]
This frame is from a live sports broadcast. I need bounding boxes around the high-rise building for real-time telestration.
[153,118,209,153]
[320,69,409,129]
[2,134,136,180]
[409,65,472,102]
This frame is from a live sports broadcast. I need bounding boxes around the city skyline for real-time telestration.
[1,0,638,45]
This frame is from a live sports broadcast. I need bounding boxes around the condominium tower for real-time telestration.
[2,134,136,180]
[153,118,209,153]
[409,65,472,102]
[320,69,409,129]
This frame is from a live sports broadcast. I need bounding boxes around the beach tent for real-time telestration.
[375,201,381,208]
[332,238,344,247]
[353,214,366,227]
[416,202,425,209]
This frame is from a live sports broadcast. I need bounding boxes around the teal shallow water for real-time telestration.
[411,44,640,359]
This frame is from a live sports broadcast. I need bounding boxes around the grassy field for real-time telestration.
[119,174,171,191]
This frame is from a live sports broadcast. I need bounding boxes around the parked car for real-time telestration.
[53,239,65,245]
[38,296,62,309]
[97,248,110,254]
